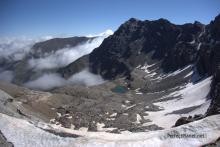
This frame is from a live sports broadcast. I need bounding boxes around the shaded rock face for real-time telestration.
[196,15,220,76]
[89,18,204,79]
[195,14,220,116]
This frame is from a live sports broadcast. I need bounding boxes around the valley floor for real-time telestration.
[0,64,219,147]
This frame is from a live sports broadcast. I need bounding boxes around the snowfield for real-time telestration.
[0,112,220,147]
[143,76,212,128]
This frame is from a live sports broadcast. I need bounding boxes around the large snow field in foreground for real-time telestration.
[0,112,220,147]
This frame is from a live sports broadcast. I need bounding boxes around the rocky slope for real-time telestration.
[0,80,219,146]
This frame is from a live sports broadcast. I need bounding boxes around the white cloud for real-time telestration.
[68,69,105,86]
[86,29,113,37]
[24,69,105,90]
[24,73,66,90]
[28,30,113,70]
[0,30,113,90]
[0,36,52,61]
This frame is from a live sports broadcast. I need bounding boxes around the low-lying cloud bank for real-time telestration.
[28,33,111,70]
[0,30,113,89]
[0,36,52,61]
[24,69,105,90]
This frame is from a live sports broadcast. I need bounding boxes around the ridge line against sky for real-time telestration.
[1,0,220,37]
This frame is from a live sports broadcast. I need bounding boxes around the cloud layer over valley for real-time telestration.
[24,69,105,90]
[0,30,113,90]
[28,31,112,70]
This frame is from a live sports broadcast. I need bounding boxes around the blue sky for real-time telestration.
[1,0,220,37]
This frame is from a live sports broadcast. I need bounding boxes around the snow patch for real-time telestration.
[110,113,117,117]
[96,122,116,132]
[165,65,192,78]
[134,114,142,124]
[184,71,193,78]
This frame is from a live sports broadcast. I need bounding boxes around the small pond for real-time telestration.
[111,85,128,94]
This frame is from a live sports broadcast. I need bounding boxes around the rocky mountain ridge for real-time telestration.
[31,36,94,57]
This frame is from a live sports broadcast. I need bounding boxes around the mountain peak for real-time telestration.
[98,29,114,37]
[128,17,140,22]
[86,30,114,38]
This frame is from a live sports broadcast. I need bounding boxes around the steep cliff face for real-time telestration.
[173,14,220,125]
[199,14,220,115]
[88,18,204,79]
[196,15,220,76]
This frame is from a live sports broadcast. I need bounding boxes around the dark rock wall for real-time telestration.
[89,18,204,79]
[204,15,220,115]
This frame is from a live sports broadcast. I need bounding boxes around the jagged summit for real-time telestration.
[61,16,206,79]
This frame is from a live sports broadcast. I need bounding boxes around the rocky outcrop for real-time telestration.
[0,130,14,147]
[202,137,220,147]
[174,114,204,127]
